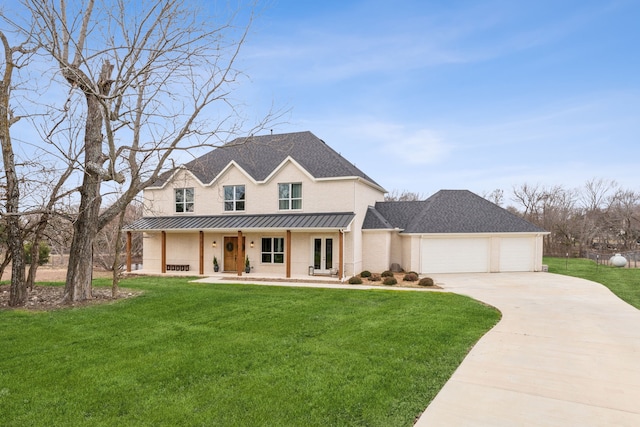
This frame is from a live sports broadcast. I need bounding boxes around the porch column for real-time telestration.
[338,230,344,279]
[126,231,132,272]
[237,230,243,276]
[286,230,291,278]
[161,231,166,273]
[199,231,204,275]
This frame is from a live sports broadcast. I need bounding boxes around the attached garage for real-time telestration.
[420,235,541,274]
[363,190,549,274]
[421,237,490,273]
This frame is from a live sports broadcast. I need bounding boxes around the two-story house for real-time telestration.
[126,131,547,278]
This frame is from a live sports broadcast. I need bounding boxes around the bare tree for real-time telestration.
[578,178,619,251]
[94,201,143,272]
[0,29,30,306]
[540,185,578,255]
[507,179,640,257]
[22,163,76,290]
[18,0,273,302]
[609,189,640,250]
[581,178,618,212]
[483,189,504,206]
[511,183,545,222]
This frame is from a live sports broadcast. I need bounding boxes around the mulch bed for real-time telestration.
[0,284,143,311]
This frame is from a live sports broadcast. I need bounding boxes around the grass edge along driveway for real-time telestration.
[545,256,640,309]
[0,276,500,427]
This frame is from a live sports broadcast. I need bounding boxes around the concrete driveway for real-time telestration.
[415,272,640,427]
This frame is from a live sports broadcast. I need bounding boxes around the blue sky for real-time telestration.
[236,0,640,198]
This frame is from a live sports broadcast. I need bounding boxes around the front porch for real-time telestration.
[124,212,356,280]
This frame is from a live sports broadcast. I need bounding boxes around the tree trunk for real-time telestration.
[63,93,103,302]
[1,32,26,306]
[111,211,126,298]
[7,220,26,305]
[0,251,11,281]
[26,240,40,290]
[27,209,52,289]
[1,138,26,305]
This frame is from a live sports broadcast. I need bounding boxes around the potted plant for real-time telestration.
[213,256,219,272]
[245,255,250,273]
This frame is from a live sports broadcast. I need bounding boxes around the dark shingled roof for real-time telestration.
[362,201,428,230]
[152,131,381,188]
[125,212,355,232]
[363,190,546,234]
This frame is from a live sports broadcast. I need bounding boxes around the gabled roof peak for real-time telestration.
[152,131,382,189]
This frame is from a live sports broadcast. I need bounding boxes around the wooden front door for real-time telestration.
[223,236,245,272]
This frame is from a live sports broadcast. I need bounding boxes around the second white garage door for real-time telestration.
[421,237,490,274]
[499,237,535,272]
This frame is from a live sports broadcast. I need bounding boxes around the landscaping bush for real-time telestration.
[360,270,372,278]
[418,277,435,287]
[381,270,394,278]
[348,276,363,285]
[383,277,397,286]
[403,272,419,282]
[369,273,381,282]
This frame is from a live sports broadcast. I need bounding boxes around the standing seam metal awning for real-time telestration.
[125,212,356,231]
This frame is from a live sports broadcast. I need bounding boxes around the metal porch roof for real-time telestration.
[125,212,355,232]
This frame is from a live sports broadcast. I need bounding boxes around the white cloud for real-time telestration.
[335,119,452,165]
[384,129,451,165]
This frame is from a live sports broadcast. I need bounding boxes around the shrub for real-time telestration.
[360,270,371,278]
[381,270,394,278]
[348,276,363,285]
[24,242,51,266]
[418,277,435,287]
[383,277,397,286]
[369,273,381,282]
[403,272,419,282]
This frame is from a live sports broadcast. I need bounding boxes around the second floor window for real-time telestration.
[224,185,245,211]
[278,183,302,210]
[175,188,194,213]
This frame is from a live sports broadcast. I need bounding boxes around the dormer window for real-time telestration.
[224,185,245,211]
[278,183,302,210]
[175,188,194,213]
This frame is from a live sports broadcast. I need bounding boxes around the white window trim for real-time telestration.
[223,185,246,212]
[278,182,302,211]
[175,187,195,213]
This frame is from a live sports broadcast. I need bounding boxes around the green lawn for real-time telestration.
[0,277,500,427]
[545,256,640,309]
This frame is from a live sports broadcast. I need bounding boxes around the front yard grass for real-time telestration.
[545,256,640,309]
[0,276,499,427]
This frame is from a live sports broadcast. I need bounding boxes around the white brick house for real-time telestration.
[126,131,547,278]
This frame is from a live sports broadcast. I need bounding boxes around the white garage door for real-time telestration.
[499,237,534,272]
[421,237,490,274]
